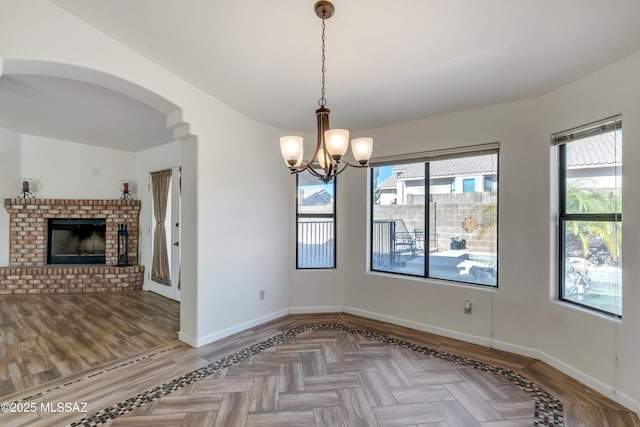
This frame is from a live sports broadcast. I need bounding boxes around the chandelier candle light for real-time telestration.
[280,0,373,182]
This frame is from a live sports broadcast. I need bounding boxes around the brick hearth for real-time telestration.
[0,265,144,294]
[1,199,144,294]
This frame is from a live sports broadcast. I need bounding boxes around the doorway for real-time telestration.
[149,166,182,301]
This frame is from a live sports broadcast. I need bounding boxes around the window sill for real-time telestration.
[552,299,622,322]
[367,270,499,292]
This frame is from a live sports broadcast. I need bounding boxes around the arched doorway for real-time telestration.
[0,58,197,397]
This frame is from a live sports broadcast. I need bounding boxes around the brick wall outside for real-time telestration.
[374,192,498,253]
[4,198,141,266]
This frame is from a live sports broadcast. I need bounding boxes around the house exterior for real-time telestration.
[377,134,619,205]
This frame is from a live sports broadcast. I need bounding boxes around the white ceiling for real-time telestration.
[3,0,640,150]
[0,74,174,151]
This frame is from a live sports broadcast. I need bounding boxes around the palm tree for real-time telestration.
[478,204,497,237]
[565,180,620,261]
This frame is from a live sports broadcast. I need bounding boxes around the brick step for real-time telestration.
[0,264,144,294]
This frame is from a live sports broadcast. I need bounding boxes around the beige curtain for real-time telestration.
[151,169,172,286]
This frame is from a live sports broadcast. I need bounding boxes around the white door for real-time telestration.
[149,166,181,301]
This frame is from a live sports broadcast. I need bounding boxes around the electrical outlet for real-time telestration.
[464,300,472,314]
[259,289,265,300]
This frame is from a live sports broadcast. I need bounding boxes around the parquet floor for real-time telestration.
[0,293,638,426]
[112,326,539,427]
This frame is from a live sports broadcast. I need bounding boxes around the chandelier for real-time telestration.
[280,0,373,182]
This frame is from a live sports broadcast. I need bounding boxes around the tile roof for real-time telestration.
[430,155,497,178]
[566,132,621,167]
[378,173,397,189]
[381,131,620,182]
[395,155,497,180]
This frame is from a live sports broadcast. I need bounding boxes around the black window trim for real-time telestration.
[295,173,337,270]
[369,146,499,288]
[554,115,622,317]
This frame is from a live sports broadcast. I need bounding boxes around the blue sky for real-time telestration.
[375,165,393,186]
[300,165,394,195]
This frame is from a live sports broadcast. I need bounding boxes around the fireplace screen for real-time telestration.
[47,218,106,264]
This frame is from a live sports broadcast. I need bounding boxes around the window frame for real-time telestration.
[555,116,622,317]
[295,173,337,270]
[369,144,499,287]
[463,178,475,193]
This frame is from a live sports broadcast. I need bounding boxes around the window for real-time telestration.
[296,171,335,268]
[484,176,492,192]
[463,178,475,193]
[371,148,498,286]
[554,116,622,316]
[450,179,456,193]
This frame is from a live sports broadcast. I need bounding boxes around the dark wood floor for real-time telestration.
[0,292,637,426]
[0,291,180,397]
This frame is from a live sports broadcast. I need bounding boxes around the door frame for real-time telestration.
[148,166,181,301]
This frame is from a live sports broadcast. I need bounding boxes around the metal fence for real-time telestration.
[372,220,427,269]
[297,220,334,268]
[298,219,433,270]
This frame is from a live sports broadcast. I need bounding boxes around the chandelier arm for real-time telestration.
[333,161,350,176]
[288,161,310,174]
[303,163,327,179]
[312,161,348,180]
[290,159,367,180]
[288,163,319,177]
[338,160,369,168]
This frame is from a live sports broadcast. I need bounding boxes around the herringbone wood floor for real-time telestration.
[0,292,638,426]
[112,327,537,426]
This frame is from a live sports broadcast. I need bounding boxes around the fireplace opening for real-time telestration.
[47,218,106,264]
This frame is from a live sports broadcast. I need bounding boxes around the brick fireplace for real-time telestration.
[0,199,144,294]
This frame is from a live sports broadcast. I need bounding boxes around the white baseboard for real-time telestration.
[177,330,198,347]
[181,308,289,348]
[540,352,638,413]
[344,306,492,348]
[343,305,639,415]
[490,338,541,360]
[181,304,639,415]
[289,305,344,314]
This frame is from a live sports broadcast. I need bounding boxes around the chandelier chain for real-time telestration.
[319,19,327,107]
[278,1,372,180]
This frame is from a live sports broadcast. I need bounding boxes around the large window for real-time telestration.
[554,116,622,317]
[296,171,335,269]
[371,148,498,286]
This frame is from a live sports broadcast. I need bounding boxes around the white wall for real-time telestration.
[288,205,347,313]
[19,134,135,199]
[333,50,640,411]
[0,1,292,346]
[0,127,21,265]
[539,51,640,411]
[194,115,291,344]
[0,129,136,266]
[287,130,346,313]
